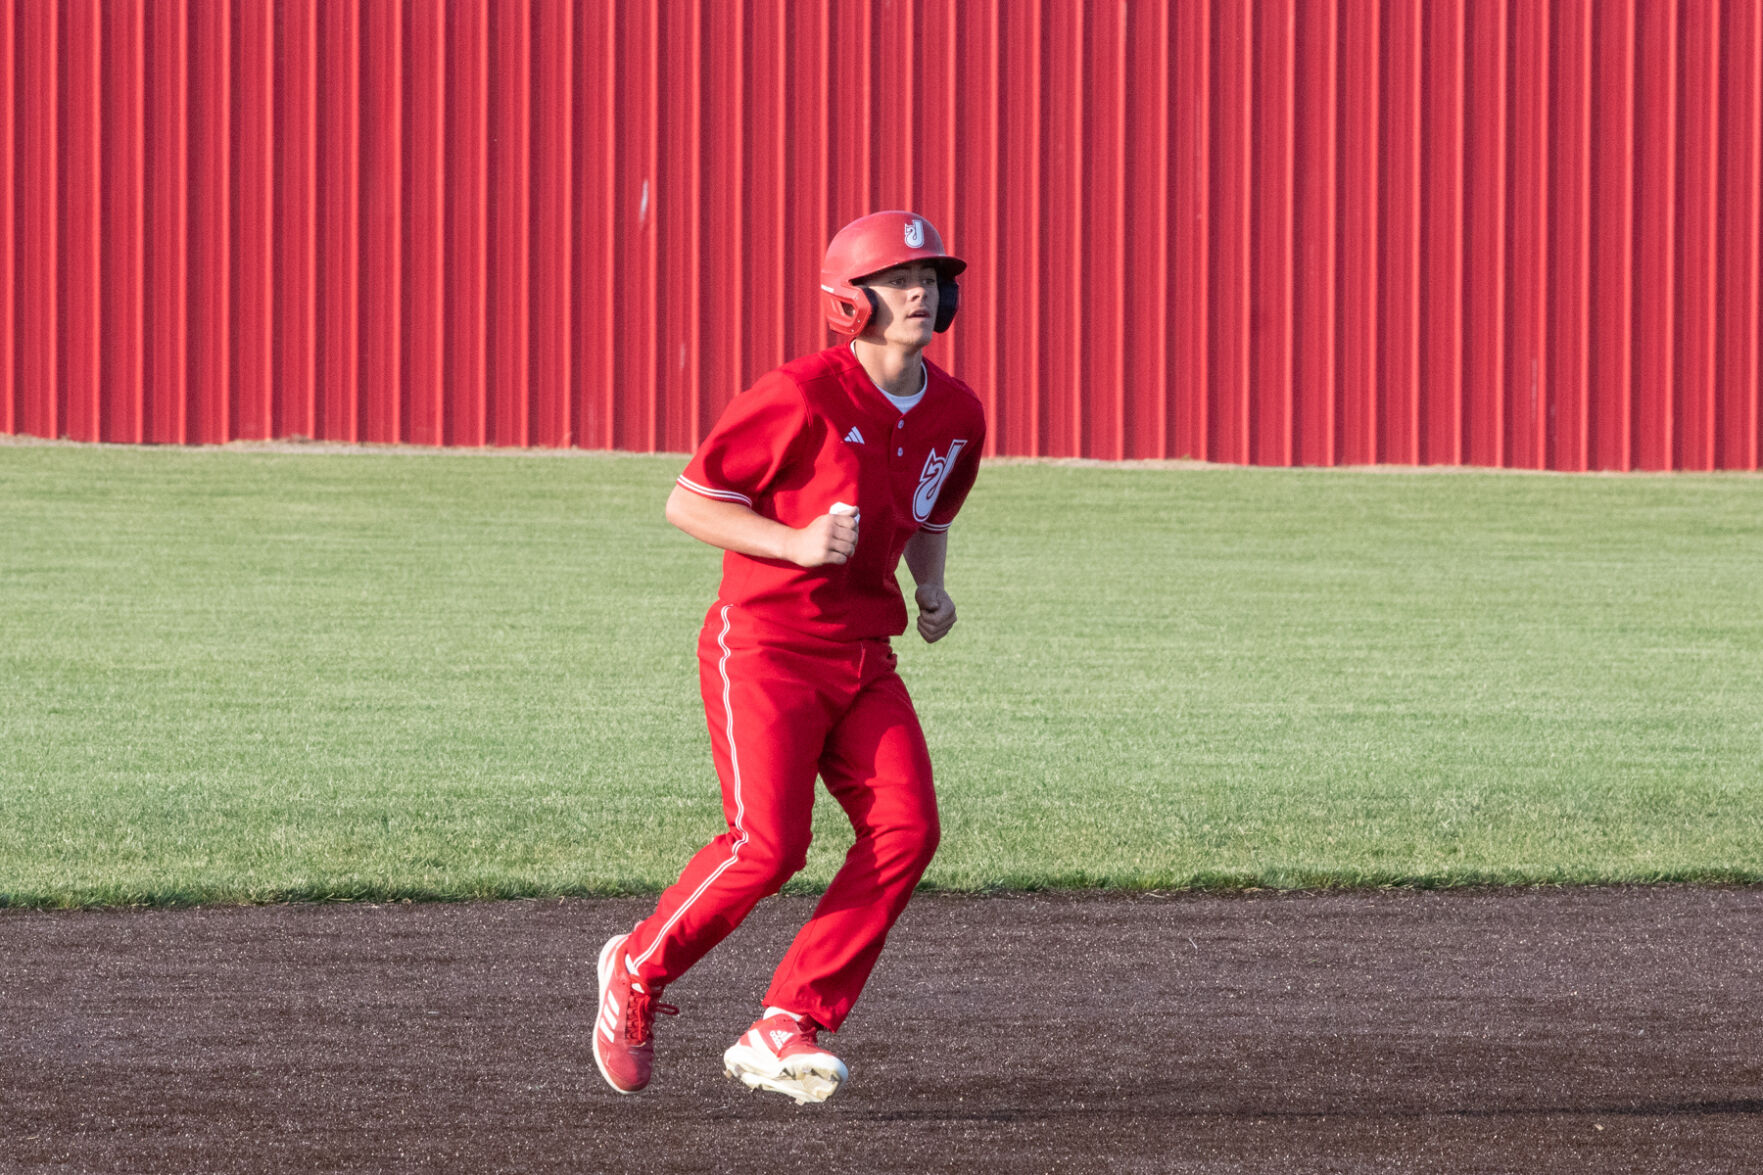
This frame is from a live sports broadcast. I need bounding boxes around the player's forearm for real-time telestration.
[902,528,947,589]
[666,485,799,561]
[666,484,858,567]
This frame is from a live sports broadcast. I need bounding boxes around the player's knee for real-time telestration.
[877,812,939,878]
[909,816,940,873]
[744,834,811,893]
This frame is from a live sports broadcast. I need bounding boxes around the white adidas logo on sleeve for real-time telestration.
[844,427,865,444]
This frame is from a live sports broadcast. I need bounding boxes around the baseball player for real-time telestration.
[591,211,985,1104]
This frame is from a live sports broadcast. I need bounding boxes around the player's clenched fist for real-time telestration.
[789,510,859,567]
[914,583,956,643]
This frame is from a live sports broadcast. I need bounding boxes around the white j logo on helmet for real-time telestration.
[904,219,925,249]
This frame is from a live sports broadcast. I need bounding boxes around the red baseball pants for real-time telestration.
[622,602,939,1032]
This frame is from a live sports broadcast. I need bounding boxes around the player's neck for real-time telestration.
[850,339,926,400]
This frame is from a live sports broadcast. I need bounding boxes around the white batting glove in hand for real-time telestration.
[914,583,956,643]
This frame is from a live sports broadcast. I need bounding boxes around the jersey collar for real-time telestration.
[846,341,928,408]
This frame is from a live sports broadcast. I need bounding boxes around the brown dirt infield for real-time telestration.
[2,888,1759,1174]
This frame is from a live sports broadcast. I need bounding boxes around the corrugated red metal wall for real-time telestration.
[3,0,1760,469]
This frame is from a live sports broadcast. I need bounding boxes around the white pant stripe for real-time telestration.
[630,604,749,971]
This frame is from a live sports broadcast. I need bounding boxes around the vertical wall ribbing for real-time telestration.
[2,0,1759,471]
[188,0,229,444]
[956,0,1001,453]
[742,0,780,403]
[1381,0,1422,464]
[531,0,572,449]
[1211,0,1251,465]
[1172,0,1210,462]
[609,1,659,451]
[19,2,59,440]
[698,0,737,436]
[1294,0,1336,466]
[1508,0,1550,470]
[233,0,273,442]
[789,0,829,376]
[1677,0,1721,471]
[1045,0,1083,458]
[100,0,146,444]
[1336,0,1378,465]
[1590,2,1637,469]
[1463,0,1507,469]
[360,0,402,445]
[272,0,315,441]
[921,1,959,395]
[143,1,186,443]
[61,1,100,443]
[0,1,14,438]
[1250,0,1295,468]
[575,0,612,450]
[404,0,444,447]
[1550,0,1594,472]
[1123,0,1170,459]
[488,0,530,447]
[444,0,487,447]
[996,0,1040,456]
[656,0,696,455]
[316,0,359,443]
[1718,0,1762,468]
[1420,0,1465,467]
[1633,0,1679,470]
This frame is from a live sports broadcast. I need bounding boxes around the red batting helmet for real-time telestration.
[820,211,966,339]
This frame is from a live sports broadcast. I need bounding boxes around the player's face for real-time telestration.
[860,263,940,348]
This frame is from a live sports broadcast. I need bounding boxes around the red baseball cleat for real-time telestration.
[722,1012,849,1104]
[592,933,676,1094]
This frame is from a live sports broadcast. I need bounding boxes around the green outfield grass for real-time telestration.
[2,442,1761,907]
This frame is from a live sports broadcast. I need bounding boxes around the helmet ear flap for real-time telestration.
[822,280,874,338]
[933,277,960,333]
[849,286,878,337]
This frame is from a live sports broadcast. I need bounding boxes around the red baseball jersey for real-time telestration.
[677,344,986,640]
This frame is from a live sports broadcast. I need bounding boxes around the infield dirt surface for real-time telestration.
[2,888,1759,1174]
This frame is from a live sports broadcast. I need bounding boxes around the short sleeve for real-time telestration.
[676,373,809,507]
[920,414,985,533]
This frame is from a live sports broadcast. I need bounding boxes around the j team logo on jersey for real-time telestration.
[914,440,966,523]
[904,219,925,249]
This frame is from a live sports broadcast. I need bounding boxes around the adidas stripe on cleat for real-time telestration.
[722,1012,848,1105]
[591,933,677,1094]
